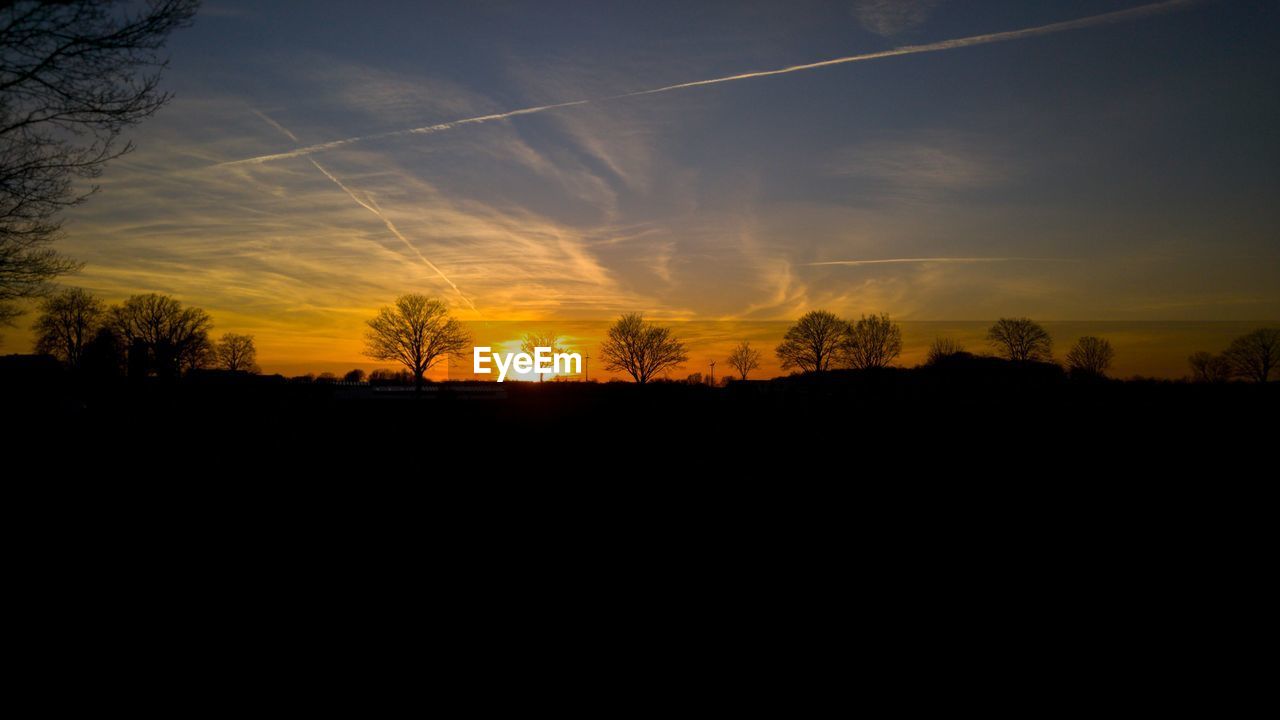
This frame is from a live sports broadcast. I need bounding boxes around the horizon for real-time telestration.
[3,0,1279,380]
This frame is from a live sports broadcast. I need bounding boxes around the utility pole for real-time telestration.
[583,353,589,382]
[709,360,715,386]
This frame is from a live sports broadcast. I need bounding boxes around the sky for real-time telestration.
[7,0,1280,377]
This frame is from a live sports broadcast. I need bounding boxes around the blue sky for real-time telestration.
[19,0,1279,368]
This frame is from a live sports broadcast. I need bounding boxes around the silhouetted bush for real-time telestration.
[1223,328,1279,382]
[925,337,966,366]
[1188,352,1232,383]
[1067,336,1114,378]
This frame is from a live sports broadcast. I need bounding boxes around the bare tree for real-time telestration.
[987,317,1052,362]
[81,324,124,377]
[33,287,103,368]
[109,293,212,378]
[364,294,471,391]
[599,312,687,384]
[520,330,562,382]
[214,332,258,373]
[182,330,213,372]
[343,368,365,383]
[1066,336,1114,377]
[925,337,966,365]
[0,1,199,326]
[727,340,761,380]
[844,313,902,369]
[776,310,849,373]
[1223,328,1280,383]
[1188,351,1232,383]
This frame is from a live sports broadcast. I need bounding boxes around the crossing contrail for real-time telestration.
[222,0,1200,167]
[252,110,478,312]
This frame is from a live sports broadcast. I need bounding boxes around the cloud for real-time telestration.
[806,257,1070,266]
[854,0,941,37]
[827,136,1013,205]
[217,0,1201,166]
[254,109,478,312]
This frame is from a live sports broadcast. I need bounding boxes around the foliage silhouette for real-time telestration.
[1223,328,1279,383]
[599,312,687,384]
[925,337,966,366]
[109,293,212,379]
[727,340,761,380]
[520,330,563,381]
[214,333,258,373]
[776,310,849,373]
[0,1,199,325]
[1188,351,1232,383]
[364,294,471,391]
[1066,336,1114,378]
[988,317,1052,362]
[33,287,103,369]
[845,313,903,370]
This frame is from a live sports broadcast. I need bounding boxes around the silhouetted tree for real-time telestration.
[686,372,703,385]
[214,332,257,372]
[1223,328,1280,383]
[109,293,212,378]
[1188,352,1232,384]
[181,330,213,373]
[33,287,103,368]
[776,310,849,373]
[925,337,966,365]
[1066,336,1114,377]
[343,368,366,383]
[987,317,1052,362]
[520,330,562,382]
[80,325,124,378]
[844,313,902,369]
[315,372,337,384]
[600,312,687,384]
[727,341,760,380]
[0,1,199,325]
[363,294,471,391]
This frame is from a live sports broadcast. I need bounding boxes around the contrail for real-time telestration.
[222,0,1199,167]
[228,100,589,166]
[807,258,1072,267]
[252,110,478,312]
[620,0,1200,97]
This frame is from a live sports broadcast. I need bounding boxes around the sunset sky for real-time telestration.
[7,0,1279,377]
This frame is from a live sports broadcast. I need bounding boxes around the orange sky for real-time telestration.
[2,2,1278,376]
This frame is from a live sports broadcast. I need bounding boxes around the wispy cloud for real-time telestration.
[830,138,1006,191]
[254,110,478,313]
[807,257,1072,266]
[217,0,1200,167]
[854,0,942,37]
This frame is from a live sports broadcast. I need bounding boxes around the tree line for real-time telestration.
[31,287,257,378]
[359,295,1278,384]
[26,289,1280,385]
